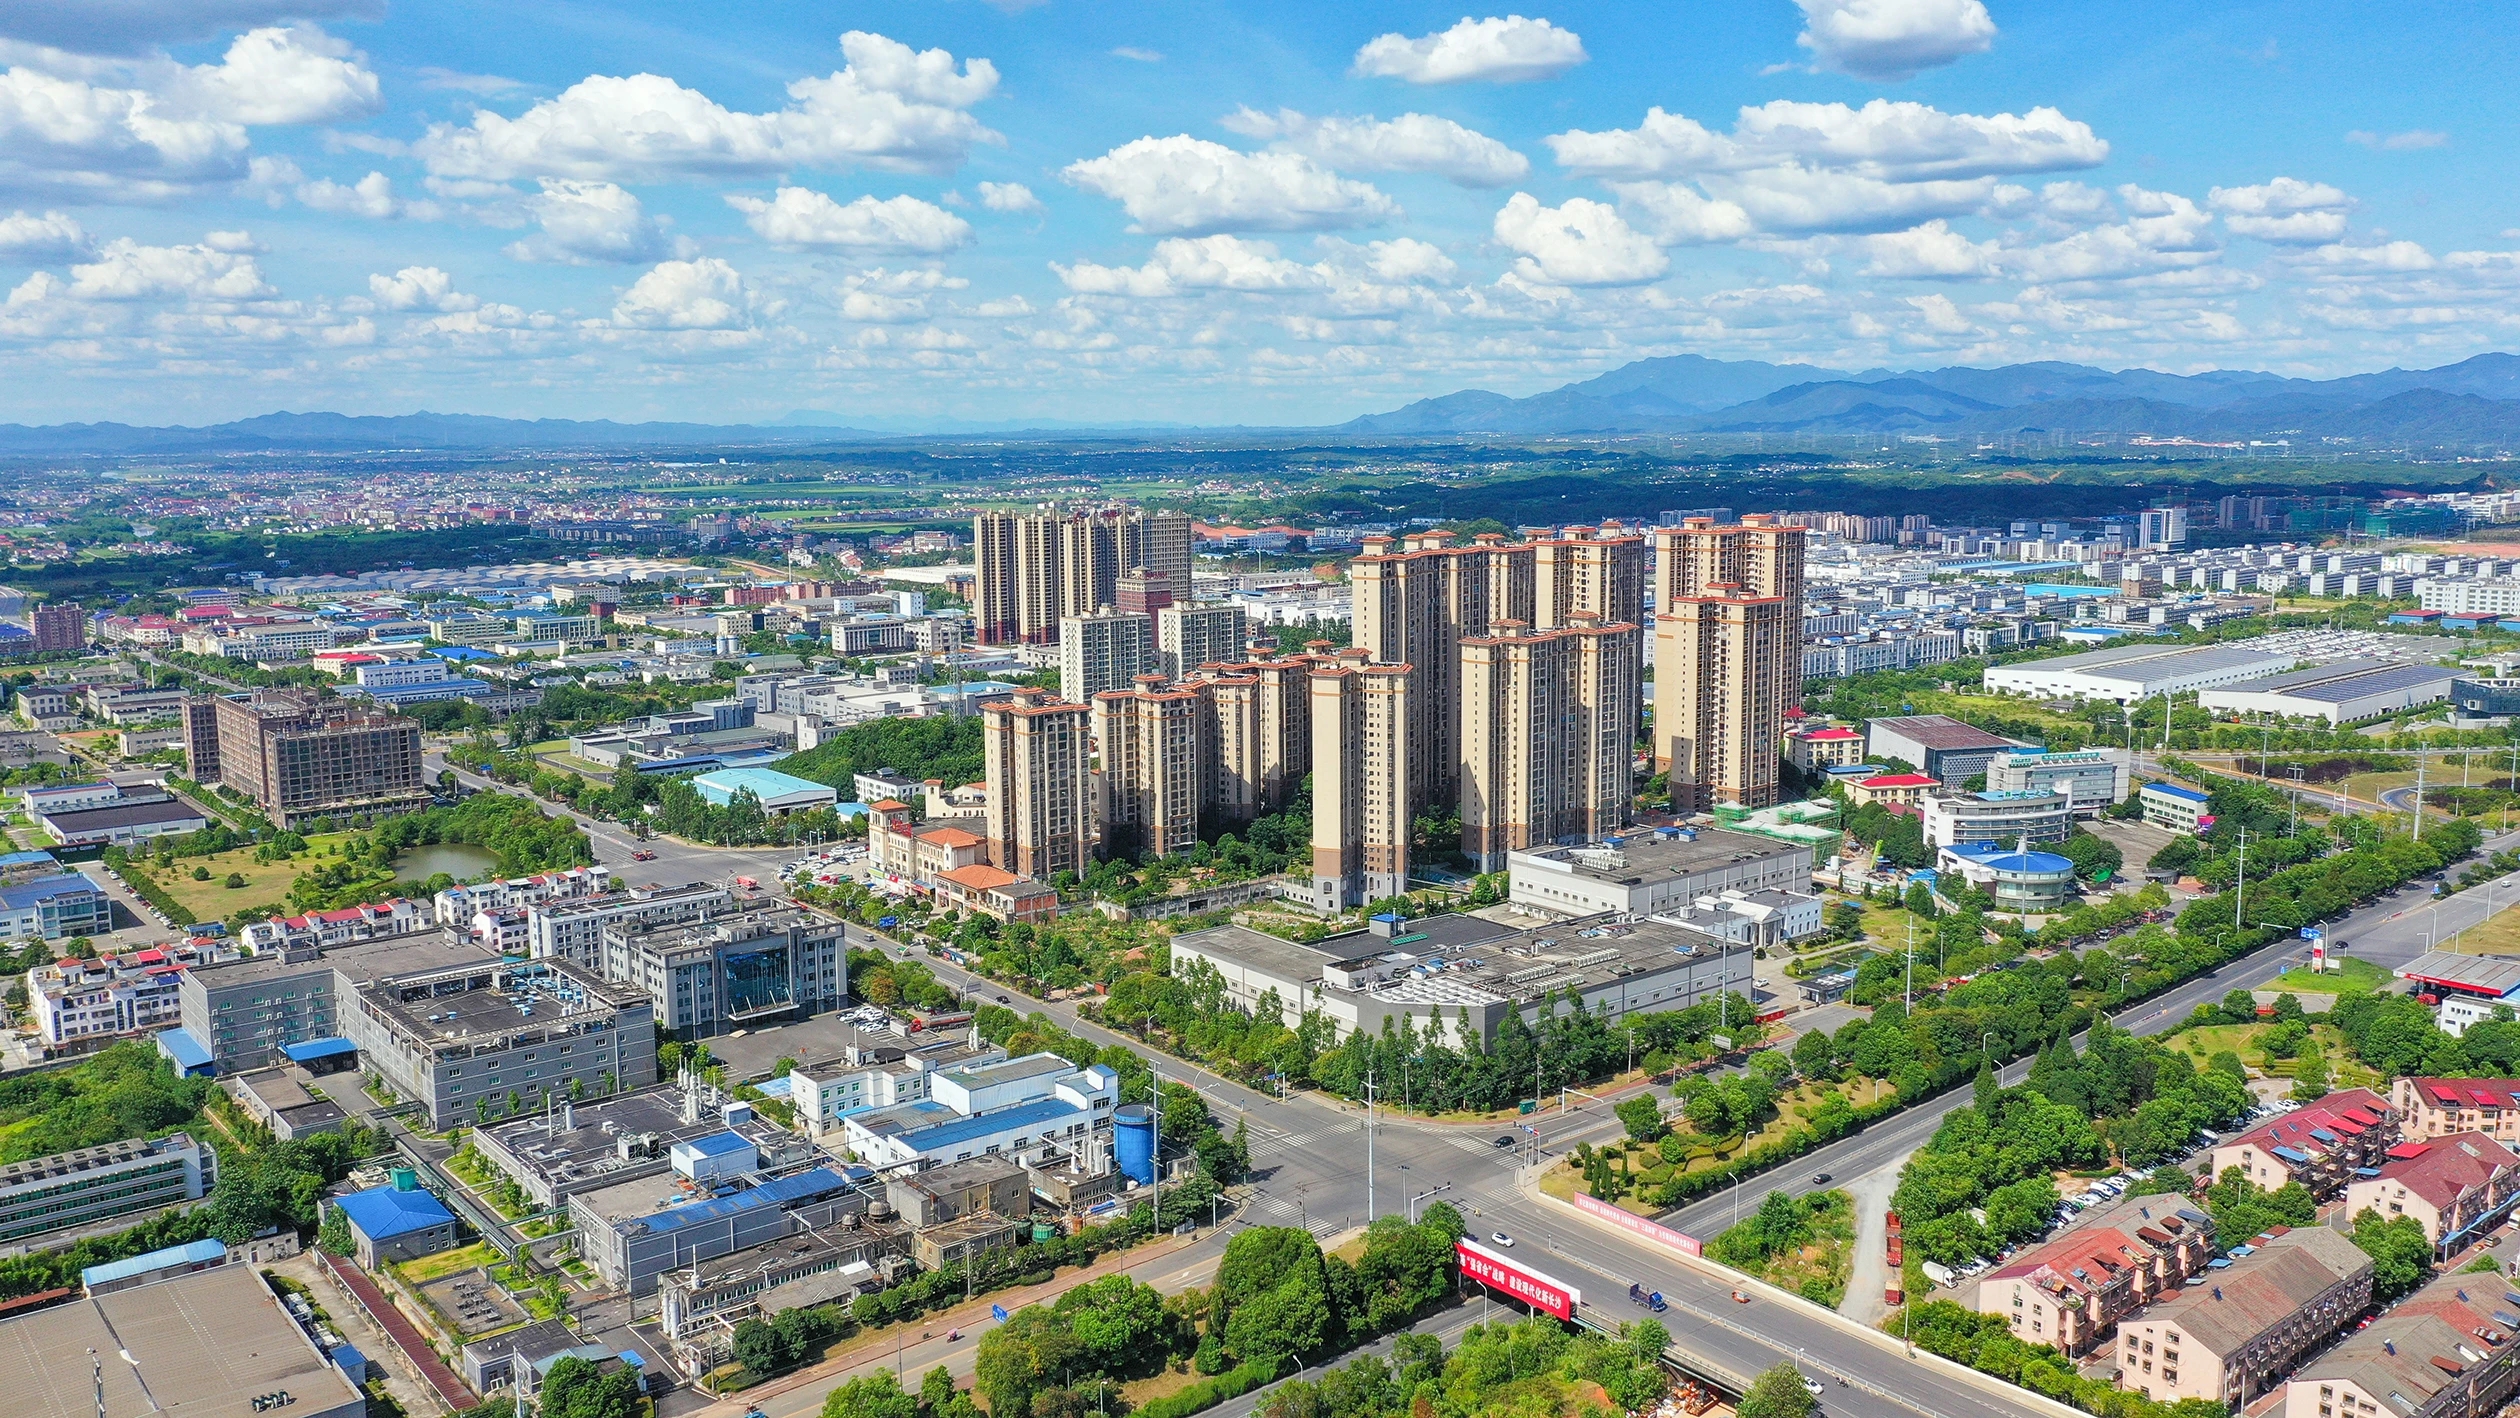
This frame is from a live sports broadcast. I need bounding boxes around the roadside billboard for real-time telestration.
[1455,1238,1581,1320]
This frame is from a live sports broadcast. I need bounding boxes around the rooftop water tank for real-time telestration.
[1114,1103,1157,1185]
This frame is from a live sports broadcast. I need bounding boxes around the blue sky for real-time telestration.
[0,0,2510,427]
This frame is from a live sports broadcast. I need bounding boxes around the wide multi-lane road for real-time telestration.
[1659,828,2520,1241]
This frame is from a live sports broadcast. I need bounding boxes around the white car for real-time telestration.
[1490,1232,1514,1248]
[1801,1375,1825,1397]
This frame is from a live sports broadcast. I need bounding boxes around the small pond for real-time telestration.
[394,843,501,882]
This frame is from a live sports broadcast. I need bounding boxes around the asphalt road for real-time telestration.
[1657,831,2520,1242]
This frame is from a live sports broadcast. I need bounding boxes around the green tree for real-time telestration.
[1615,1094,1665,1142]
[825,1371,920,1418]
[1737,1362,1816,1418]
[536,1357,643,1418]
[2351,1209,2435,1302]
[2290,1044,2330,1102]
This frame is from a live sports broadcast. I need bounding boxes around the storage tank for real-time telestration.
[1114,1103,1157,1185]
[390,1166,419,1192]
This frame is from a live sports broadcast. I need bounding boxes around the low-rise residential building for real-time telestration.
[2139,781,2214,833]
[27,941,226,1048]
[2283,1264,2520,1418]
[1977,1211,2215,1355]
[867,800,989,893]
[430,866,608,927]
[239,897,429,951]
[2209,1089,2397,1196]
[1784,725,1866,772]
[2342,1132,2520,1248]
[0,1134,214,1246]
[1845,772,1938,807]
[2392,1076,2520,1144]
[328,1179,461,1269]
[2114,1226,2373,1406]
[930,864,1059,923]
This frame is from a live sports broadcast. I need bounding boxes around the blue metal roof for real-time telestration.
[2144,783,2212,804]
[334,1183,457,1241]
[683,1131,752,1158]
[0,850,57,870]
[155,1028,214,1070]
[282,1036,358,1063]
[81,1238,226,1287]
[892,1096,1085,1155]
[634,1168,847,1237]
[0,874,105,909]
[2269,1145,2313,1164]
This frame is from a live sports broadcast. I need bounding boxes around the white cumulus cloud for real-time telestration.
[0,209,93,261]
[418,31,1001,182]
[1222,107,1528,187]
[170,25,381,126]
[1063,135,1398,235]
[1792,0,1996,82]
[368,265,477,311]
[506,180,677,264]
[297,169,425,219]
[61,233,274,300]
[1492,192,1666,286]
[1056,235,1333,298]
[977,181,1041,213]
[727,187,971,253]
[2208,177,2353,244]
[1862,219,1999,277]
[1353,15,1586,84]
[1550,100,2105,182]
[613,257,752,329]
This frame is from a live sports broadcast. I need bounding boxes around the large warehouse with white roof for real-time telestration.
[1982,641,2299,704]
[2196,659,2461,724]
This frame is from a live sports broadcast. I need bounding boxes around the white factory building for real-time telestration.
[1982,640,2298,704]
[2195,659,2461,725]
[838,1053,1118,1173]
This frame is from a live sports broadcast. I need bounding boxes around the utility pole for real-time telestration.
[2414,755,2427,842]
[2234,827,2246,930]
[1365,1065,1377,1223]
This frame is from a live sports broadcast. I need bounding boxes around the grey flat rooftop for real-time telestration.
[2210,658,2395,693]
[37,798,207,831]
[2029,641,2298,680]
[2249,661,2458,704]
[365,958,643,1046]
[190,931,494,988]
[0,1263,361,1418]
[1170,923,1336,982]
[1868,714,2013,751]
[1514,827,1808,886]
[939,1054,1076,1090]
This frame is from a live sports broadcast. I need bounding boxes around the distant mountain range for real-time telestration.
[1337,352,2520,444]
[10,352,2520,453]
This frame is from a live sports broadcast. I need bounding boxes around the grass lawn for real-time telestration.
[394,1242,500,1285]
[2437,899,2520,956]
[123,830,363,918]
[2261,957,2390,996]
[1118,1368,1202,1409]
[1736,1189,1857,1307]
[2166,1021,2376,1089]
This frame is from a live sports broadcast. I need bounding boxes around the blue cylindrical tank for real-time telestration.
[1114,1103,1156,1184]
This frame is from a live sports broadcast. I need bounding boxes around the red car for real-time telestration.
[631,850,658,861]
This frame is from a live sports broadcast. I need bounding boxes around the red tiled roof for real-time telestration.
[1861,773,1939,787]
[2368,1132,2518,1212]
[1800,727,1862,740]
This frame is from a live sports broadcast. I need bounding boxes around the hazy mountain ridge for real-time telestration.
[1337,352,2520,442]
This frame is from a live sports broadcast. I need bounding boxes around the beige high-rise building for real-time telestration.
[1058,610,1154,702]
[1531,522,1647,630]
[1154,602,1248,677]
[1092,675,1203,862]
[1348,530,1537,812]
[1651,514,1806,812]
[973,511,1065,646]
[1194,669,1263,828]
[1308,659,1413,910]
[1458,615,1641,870]
[982,688,1093,880]
[971,507,1195,646]
[1194,651,1318,816]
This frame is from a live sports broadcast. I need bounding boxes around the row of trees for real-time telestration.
[1101,952,1763,1117]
